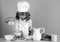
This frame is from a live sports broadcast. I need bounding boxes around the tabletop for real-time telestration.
[0,38,60,42]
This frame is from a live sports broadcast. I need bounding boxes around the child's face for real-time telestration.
[19,13,26,20]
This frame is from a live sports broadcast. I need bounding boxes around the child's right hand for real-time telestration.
[8,21,15,25]
[4,17,15,24]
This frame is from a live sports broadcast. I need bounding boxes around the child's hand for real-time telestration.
[24,36,33,40]
[8,21,15,25]
[4,17,15,23]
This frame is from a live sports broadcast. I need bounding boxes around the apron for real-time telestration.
[14,20,29,37]
[21,23,29,38]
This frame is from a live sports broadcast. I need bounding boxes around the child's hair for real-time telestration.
[15,11,31,21]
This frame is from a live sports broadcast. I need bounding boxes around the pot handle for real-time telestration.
[40,28,45,34]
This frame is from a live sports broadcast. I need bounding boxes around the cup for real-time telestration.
[51,34,58,41]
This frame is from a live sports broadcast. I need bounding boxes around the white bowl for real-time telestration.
[4,35,14,41]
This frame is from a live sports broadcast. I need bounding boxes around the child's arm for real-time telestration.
[28,19,32,31]
[8,20,15,25]
[4,17,15,25]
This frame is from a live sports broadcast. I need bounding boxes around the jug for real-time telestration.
[32,27,45,41]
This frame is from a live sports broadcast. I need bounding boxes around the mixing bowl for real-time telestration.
[4,35,14,41]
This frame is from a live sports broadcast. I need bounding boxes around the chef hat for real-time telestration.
[17,1,30,12]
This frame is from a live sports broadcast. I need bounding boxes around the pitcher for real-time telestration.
[32,27,45,41]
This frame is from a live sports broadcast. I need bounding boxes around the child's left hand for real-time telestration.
[24,36,33,40]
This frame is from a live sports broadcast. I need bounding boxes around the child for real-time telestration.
[15,11,32,39]
[4,1,32,40]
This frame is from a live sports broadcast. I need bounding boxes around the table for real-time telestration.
[0,38,60,42]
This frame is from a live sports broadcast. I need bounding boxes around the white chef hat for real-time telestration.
[17,1,30,12]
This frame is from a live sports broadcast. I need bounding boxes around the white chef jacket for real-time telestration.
[13,19,32,37]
